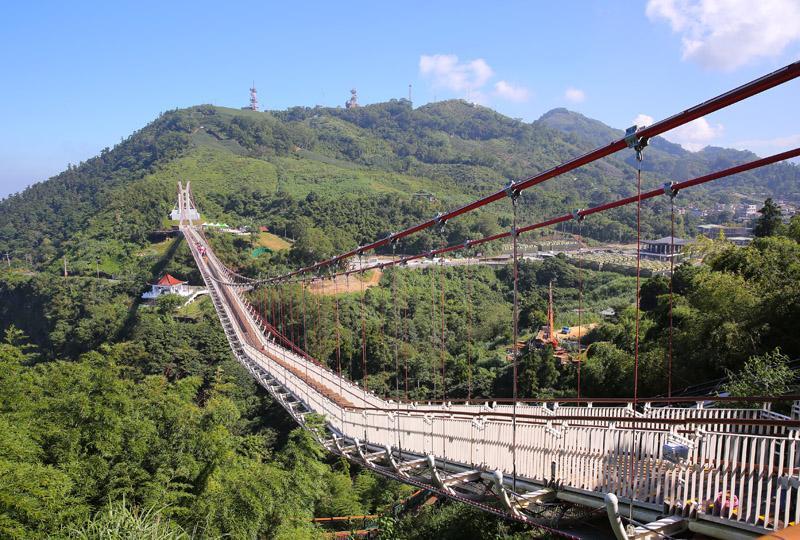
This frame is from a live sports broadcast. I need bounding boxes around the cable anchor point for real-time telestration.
[434,212,448,230]
[663,182,678,199]
[625,125,650,161]
[504,180,520,200]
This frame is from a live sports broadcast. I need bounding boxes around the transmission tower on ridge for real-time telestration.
[249,83,259,111]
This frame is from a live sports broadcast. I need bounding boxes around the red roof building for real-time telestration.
[142,274,190,300]
[155,274,186,286]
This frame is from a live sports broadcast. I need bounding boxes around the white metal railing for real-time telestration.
[186,224,800,534]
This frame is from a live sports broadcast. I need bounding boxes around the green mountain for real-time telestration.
[539,107,798,194]
[1,99,799,540]
[1,100,797,279]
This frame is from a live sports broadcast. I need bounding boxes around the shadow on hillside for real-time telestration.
[114,234,185,342]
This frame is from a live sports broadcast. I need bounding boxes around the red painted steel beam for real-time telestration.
[269,61,800,282]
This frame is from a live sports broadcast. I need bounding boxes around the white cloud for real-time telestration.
[646,0,800,70]
[664,116,724,151]
[632,113,655,127]
[493,80,530,102]
[564,87,586,103]
[419,54,494,93]
[732,133,800,155]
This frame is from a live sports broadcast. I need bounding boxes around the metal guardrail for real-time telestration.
[186,224,800,539]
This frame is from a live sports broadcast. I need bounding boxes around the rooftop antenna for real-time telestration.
[249,82,259,111]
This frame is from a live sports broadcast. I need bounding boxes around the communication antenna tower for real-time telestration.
[249,83,259,111]
[346,88,359,109]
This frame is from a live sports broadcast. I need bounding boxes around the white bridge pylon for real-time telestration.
[178,185,800,540]
[170,181,200,225]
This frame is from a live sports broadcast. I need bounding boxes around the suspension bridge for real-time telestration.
[176,61,800,539]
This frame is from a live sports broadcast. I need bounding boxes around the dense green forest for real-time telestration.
[233,214,800,403]
[1,100,798,538]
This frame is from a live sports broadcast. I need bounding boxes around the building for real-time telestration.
[698,224,752,238]
[600,307,616,318]
[728,236,753,247]
[142,274,191,300]
[735,204,759,221]
[640,236,689,261]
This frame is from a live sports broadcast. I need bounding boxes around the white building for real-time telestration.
[142,274,191,300]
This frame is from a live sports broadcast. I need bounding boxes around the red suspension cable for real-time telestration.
[302,280,308,353]
[511,194,520,493]
[263,62,799,284]
[392,245,400,398]
[668,195,676,398]
[440,258,446,400]
[577,219,583,399]
[466,251,474,401]
[430,264,437,398]
[334,272,342,382]
[315,288,321,360]
[403,306,409,400]
[275,148,799,287]
[631,153,643,509]
[360,260,368,393]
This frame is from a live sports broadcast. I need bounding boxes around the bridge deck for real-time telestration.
[185,223,800,539]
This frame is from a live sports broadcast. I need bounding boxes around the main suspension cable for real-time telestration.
[256,62,798,285]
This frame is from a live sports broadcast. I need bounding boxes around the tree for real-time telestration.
[581,342,634,397]
[787,214,800,243]
[722,348,794,401]
[155,293,183,315]
[639,276,669,312]
[754,198,783,237]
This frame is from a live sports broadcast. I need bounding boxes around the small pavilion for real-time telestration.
[142,274,191,300]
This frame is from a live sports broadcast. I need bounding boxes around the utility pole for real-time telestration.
[63,256,68,278]
[4,252,9,269]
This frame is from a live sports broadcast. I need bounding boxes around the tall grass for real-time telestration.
[67,498,196,540]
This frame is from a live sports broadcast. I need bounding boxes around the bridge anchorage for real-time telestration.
[177,60,800,539]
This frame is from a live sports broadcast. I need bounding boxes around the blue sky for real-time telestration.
[1,0,798,198]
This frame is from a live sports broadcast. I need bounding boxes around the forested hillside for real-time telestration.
[2,100,798,276]
[1,99,798,538]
